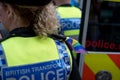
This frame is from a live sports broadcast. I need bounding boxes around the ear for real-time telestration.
[5,4,14,18]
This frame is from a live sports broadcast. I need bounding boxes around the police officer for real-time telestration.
[54,0,82,40]
[0,0,81,80]
[53,0,82,59]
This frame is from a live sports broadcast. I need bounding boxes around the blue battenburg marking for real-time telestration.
[1,60,6,65]
[0,44,6,66]
[2,60,66,80]
[0,51,3,56]
[55,40,71,78]
[0,45,4,56]
[0,61,2,67]
[60,18,81,30]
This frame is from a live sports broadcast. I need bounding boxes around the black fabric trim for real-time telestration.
[49,34,66,41]
[9,27,36,37]
[0,27,36,42]
[60,4,72,7]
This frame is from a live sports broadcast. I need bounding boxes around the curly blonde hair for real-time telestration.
[12,2,60,37]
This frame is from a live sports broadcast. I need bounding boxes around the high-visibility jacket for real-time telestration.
[0,36,72,80]
[103,0,120,2]
[57,6,82,40]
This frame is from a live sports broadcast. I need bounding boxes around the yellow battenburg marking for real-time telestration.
[64,30,80,36]
[84,54,120,80]
[57,7,82,18]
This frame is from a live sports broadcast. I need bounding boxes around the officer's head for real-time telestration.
[0,0,59,36]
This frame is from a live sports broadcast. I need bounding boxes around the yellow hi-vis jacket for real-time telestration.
[103,0,120,2]
[0,36,72,80]
[57,6,82,40]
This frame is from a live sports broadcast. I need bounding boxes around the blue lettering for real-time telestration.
[57,69,64,80]
[60,18,80,30]
[46,71,55,80]
[19,76,30,80]
[5,69,65,80]
[2,60,67,80]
